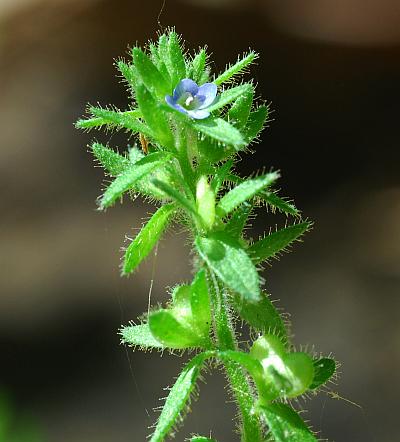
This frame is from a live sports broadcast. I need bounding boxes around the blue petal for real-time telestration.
[165,95,189,115]
[197,83,217,109]
[173,79,199,101]
[187,109,210,119]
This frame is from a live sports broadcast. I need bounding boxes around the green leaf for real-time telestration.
[225,201,253,239]
[248,221,312,264]
[196,232,260,302]
[217,350,263,380]
[76,107,151,137]
[210,159,233,193]
[258,403,318,442]
[116,60,138,89]
[123,203,175,275]
[245,105,269,142]
[193,118,245,149]
[196,176,215,230]
[91,142,130,176]
[152,179,198,218]
[132,47,170,98]
[149,310,204,348]
[232,292,288,344]
[190,269,211,334]
[167,31,186,87]
[261,191,300,217]
[188,48,207,84]
[100,152,171,208]
[120,323,165,349]
[216,172,279,218]
[150,353,208,442]
[135,83,174,149]
[213,52,258,86]
[207,84,253,114]
[228,87,254,129]
[310,358,336,390]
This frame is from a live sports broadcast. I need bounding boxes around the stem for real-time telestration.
[208,269,262,442]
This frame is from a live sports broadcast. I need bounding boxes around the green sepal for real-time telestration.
[150,353,210,442]
[193,118,245,150]
[187,48,207,84]
[149,310,206,349]
[250,335,314,402]
[196,232,260,302]
[248,221,312,264]
[135,82,175,150]
[99,152,171,208]
[120,323,165,350]
[122,203,175,275]
[310,358,336,390]
[91,142,130,176]
[257,403,318,442]
[216,172,279,218]
[213,51,258,86]
[166,31,186,88]
[132,47,170,99]
[207,84,253,114]
[228,87,254,129]
[245,105,269,142]
[232,292,288,345]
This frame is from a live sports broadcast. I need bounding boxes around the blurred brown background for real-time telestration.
[1,0,399,441]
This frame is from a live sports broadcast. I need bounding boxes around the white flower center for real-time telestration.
[185,95,194,107]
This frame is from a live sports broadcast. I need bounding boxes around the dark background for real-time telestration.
[1,0,399,441]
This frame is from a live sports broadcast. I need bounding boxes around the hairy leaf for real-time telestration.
[310,358,336,390]
[210,160,233,194]
[91,142,130,176]
[132,47,170,98]
[196,232,260,302]
[193,118,245,149]
[150,353,208,442]
[167,31,186,87]
[152,179,198,217]
[228,87,254,129]
[188,48,207,84]
[214,52,258,86]
[225,201,253,238]
[190,269,211,333]
[100,152,171,208]
[123,204,175,275]
[245,105,269,142]
[217,172,279,218]
[258,403,317,442]
[248,221,311,264]
[261,191,300,217]
[120,323,164,349]
[207,84,253,114]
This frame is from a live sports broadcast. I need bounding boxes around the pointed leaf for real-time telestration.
[150,353,208,442]
[248,222,312,264]
[207,84,253,113]
[152,179,198,217]
[132,47,171,98]
[245,105,269,142]
[232,292,288,344]
[258,403,318,442]
[217,172,279,218]
[100,152,171,208]
[213,52,258,86]
[135,83,174,149]
[167,31,186,87]
[261,191,300,217]
[225,201,253,238]
[190,269,211,333]
[91,142,130,176]
[120,323,164,349]
[116,60,138,89]
[188,48,207,84]
[228,87,254,129]
[123,203,175,275]
[193,118,245,149]
[211,159,233,193]
[310,358,336,390]
[196,232,260,302]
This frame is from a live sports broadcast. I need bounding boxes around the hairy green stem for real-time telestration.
[208,269,262,442]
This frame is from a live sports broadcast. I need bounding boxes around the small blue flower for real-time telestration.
[165,79,217,120]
